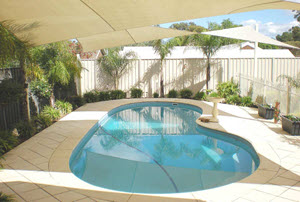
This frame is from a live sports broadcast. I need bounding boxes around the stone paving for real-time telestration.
[0,99,299,202]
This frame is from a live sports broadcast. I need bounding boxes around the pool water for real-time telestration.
[70,102,259,194]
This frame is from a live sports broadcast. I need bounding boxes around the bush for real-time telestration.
[99,91,111,101]
[131,88,143,98]
[226,95,242,105]
[41,106,61,121]
[0,79,24,104]
[167,89,178,98]
[153,92,159,98]
[110,90,126,100]
[66,96,85,109]
[0,131,18,156]
[216,80,240,98]
[83,91,99,103]
[180,89,193,99]
[194,92,206,100]
[16,121,36,140]
[30,80,52,100]
[240,96,253,107]
[32,114,53,132]
[55,100,73,115]
[208,92,219,98]
[0,192,14,202]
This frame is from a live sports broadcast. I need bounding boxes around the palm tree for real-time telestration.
[152,39,175,97]
[31,42,82,107]
[189,33,222,90]
[98,47,135,90]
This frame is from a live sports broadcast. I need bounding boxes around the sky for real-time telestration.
[160,9,299,39]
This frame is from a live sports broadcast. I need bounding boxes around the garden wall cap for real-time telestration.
[0,0,299,47]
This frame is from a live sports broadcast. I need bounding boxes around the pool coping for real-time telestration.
[1,98,300,202]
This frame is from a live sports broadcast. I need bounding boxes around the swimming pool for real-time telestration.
[70,102,259,194]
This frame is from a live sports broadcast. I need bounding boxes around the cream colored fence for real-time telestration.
[79,58,300,98]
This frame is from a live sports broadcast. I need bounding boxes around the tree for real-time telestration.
[0,22,34,122]
[152,39,175,97]
[31,42,82,107]
[98,47,135,90]
[189,33,222,90]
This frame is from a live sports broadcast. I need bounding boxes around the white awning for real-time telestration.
[78,26,195,52]
[0,0,299,46]
[202,26,299,49]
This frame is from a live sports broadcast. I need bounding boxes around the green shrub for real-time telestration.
[240,96,253,107]
[285,115,300,121]
[33,114,53,132]
[180,89,193,99]
[41,106,61,121]
[208,92,219,98]
[131,88,143,98]
[66,96,85,109]
[55,100,73,115]
[83,91,99,103]
[167,89,178,98]
[0,131,18,156]
[226,95,242,105]
[0,192,14,202]
[153,92,159,98]
[216,80,240,98]
[30,80,52,100]
[0,79,24,104]
[16,121,36,140]
[99,91,111,101]
[194,92,206,100]
[110,90,126,100]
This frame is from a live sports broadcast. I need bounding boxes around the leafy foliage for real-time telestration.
[110,90,126,100]
[16,121,36,140]
[153,92,159,98]
[240,96,253,107]
[0,79,24,104]
[0,131,18,157]
[0,192,14,202]
[84,91,99,103]
[130,88,143,98]
[179,89,193,99]
[226,95,241,105]
[30,79,52,100]
[66,96,86,109]
[98,47,135,90]
[208,92,219,98]
[194,92,206,100]
[32,114,52,132]
[167,89,178,98]
[99,91,111,101]
[41,106,61,121]
[285,115,300,122]
[216,80,240,98]
[55,100,72,115]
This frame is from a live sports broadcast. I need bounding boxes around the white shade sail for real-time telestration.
[202,26,299,49]
[0,0,299,46]
[78,26,195,52]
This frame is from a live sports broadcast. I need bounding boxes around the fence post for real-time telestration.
[227,58,230,81]
[286,79,291,115]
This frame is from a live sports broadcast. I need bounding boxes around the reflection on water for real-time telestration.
[70,103,259,194]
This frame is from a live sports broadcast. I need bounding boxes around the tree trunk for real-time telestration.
[160,60,164,97]
[50,92,55,108]
[206,58,211,90]
[19,56,31,122]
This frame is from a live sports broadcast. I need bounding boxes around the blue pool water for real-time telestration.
[70,102,259,194]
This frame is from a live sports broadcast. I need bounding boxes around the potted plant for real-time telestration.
[258,104,275,119]
[282,115,300,135]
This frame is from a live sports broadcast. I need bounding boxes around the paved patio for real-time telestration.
[0,99,299,202]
